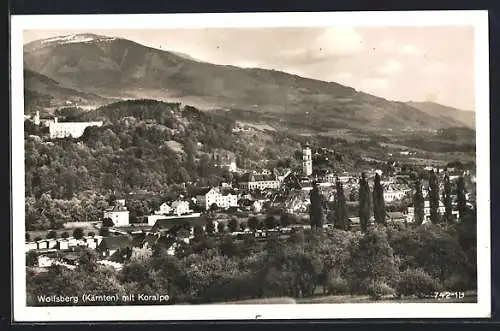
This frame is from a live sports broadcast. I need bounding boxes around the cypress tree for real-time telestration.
[334,178,347,230]
[309,181,323,229]
[443,174,453,224]
[359,173,371,233]
[428,170,440,224]
[457,175,467,222]
[413,178,424,225]
[373,173,386,225]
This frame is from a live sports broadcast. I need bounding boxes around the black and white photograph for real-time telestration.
[11,11,490,321]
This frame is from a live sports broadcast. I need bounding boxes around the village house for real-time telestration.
[84,236,98,249]
[37,240,48,250]
[239,173,280,190]
[154,200,192,216]
[67,237,78,247]
[155,202,172,215]
[25,241,37,252]
[171,200,192,215]
[195,187,238,210]
[383,184,410,203]
[47,239,58,249]
[103,199,130,227]
[96,236,133,259]
[147,212,202,226]
[151,215,204,233]
[57,239,69,250]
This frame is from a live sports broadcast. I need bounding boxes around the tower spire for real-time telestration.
[302,144,312,176]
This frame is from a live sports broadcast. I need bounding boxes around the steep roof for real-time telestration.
[105,204,128,212]
[98,235,133,251]
[191,187,212,196]
[240,172,277,182]
[220,188,238,195]
[152,215,204,231]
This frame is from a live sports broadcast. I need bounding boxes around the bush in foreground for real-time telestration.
[367,281,395,300]
[396,268,441,298]
[326,276,350,295]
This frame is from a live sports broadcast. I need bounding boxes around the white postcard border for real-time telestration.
[11,10,491,321]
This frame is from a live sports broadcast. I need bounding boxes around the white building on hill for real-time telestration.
[48,117,103,139]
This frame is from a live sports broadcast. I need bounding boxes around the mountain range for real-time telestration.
[23,33,475,131]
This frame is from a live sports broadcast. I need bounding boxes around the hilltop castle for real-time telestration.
[33,111,103,139]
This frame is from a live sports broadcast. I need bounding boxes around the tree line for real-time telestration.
[27,218,476,305]
[309,170,471,232]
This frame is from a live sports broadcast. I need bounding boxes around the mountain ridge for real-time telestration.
[23,33,474,131]
[24,69,113,113]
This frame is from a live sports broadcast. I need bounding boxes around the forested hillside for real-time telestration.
[24,100,309,230]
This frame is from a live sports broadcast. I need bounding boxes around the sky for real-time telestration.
[24,26,475,111]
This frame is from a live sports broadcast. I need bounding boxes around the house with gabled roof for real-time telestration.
[96,235,133,259]
[151,215,204,233]
[239,173,280,190]
[195,187,238,210]
[103,200,130,227]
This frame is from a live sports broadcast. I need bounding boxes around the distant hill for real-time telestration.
[24,33,469,132]
[406,101,475,129]
[24,69,112,113]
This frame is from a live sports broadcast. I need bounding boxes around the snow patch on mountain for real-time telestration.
[40,34,116,45]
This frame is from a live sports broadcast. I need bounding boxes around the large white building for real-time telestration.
[383,184,411,203]
[196,187,238,210]
[302,146,312,176]
[103,199,130,227]
[239,173,280,190]
[48,117,103,139]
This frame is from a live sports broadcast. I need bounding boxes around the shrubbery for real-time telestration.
[26,223,476,305]
[396,268,440,298]
[325,276,350,295]
[367,281,395,300]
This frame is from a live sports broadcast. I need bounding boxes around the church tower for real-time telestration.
[302,145,312,176]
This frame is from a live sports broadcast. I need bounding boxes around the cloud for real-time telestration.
[398,44,424,56]
[421,61,447,74]
[314,27,364,57]
[379,39,395,51]
[359,78,390,92]
[278,27,364,63]
[376,59,403,75]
